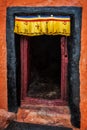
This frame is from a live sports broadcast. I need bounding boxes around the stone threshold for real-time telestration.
[0,108,79,130]
[16,106,78,129]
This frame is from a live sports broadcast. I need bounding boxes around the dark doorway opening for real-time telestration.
[20,35,68,106]
[28,35,61,100]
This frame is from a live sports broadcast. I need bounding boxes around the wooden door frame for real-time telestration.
[20,36,68,107]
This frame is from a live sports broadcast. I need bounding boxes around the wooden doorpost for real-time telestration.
[20,36,29,101]
[61,37,68,100]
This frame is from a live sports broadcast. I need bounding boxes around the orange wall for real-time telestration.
[0,0,87,130]
[0,0,7,110]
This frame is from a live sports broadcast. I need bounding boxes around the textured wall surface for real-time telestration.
[0,0,87,130]
[0,0,7,110]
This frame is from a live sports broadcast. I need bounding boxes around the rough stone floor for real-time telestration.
[5,121,72,130]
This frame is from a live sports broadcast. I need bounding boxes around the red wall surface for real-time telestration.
[0,0,87,129]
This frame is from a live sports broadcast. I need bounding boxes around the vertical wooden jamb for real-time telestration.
[64,37,68,100]
[20,36,29,100]
[61,37,65,100]
[61,37,68,100]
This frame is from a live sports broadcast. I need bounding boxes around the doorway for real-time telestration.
[28,35,61,100]
[20,35,68,106]
[7,7,82,128]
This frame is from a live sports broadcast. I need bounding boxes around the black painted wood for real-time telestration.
[5,121,72,130]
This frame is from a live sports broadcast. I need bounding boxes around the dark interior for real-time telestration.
[27,35,61,100]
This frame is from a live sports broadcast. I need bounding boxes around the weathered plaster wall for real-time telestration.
[0,0,87,130]
[0,0,7,110]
